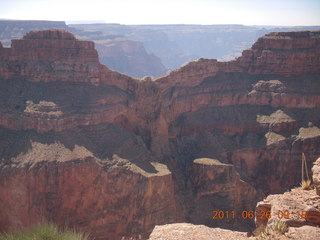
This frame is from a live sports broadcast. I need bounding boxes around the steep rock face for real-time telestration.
[0,20,167,78]
[149,31,320,230]
[0,126,177,240]
[95,39,167,78]
[0,29,139,133]
[157,31,320,88]
[149,157,320,240]
[254,157,320,239]
[71,24,320,71]
[0,29,135,88]
[0,159,176,240]
[255,188,320,228]
[229,130,320,194]
[0,30,320,239]
[244,31,320,75]
[187,158,261,230]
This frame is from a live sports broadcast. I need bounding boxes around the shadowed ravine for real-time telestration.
[0,29,320,239]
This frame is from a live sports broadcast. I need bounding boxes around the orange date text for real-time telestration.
[212,210,307,220]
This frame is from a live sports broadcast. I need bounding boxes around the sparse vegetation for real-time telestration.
[0,223,89,240]
[254,220,288,239]
[300,153,312,190]
[121,236,142,240]
[300,179,312,190]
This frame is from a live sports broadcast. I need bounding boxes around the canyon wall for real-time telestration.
[0,20,167,78]
[0,29,320,239]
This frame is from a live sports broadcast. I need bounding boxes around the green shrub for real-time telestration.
[0,223,89,240]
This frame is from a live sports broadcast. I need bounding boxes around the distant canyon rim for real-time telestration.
[0,25,320,240]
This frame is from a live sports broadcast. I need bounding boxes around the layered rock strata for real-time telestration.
[149,158,320,240]
[255,157,320,228]
[0,30,320,239]
[187,158,261,230]
[0,126,177,240]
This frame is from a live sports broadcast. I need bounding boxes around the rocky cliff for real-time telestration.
[0,20,167,78]
[0,29,320,239]
[94,38,167,78]
[148,158,320,240]
[71,23,320,70]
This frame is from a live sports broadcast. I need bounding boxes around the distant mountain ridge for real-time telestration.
[0,29,320,239]
[1,20,319,78]
[0,20,167,78]
[71,23,320,70]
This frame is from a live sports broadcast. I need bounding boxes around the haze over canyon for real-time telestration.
[0,20,319,240]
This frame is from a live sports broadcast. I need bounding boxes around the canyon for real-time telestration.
[149,157,320,239]
[0,29,319,239]
[0,20,167,78]
[2,20,320,78]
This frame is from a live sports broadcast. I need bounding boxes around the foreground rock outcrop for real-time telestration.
[149,158,320,240]
[148,223,320,240]
[255,157,320,228]
[0,29,320,239]
[148,223,249,240]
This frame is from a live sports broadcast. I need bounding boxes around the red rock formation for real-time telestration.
[0,30,320,239]
[245,31,320,75]
[149,157,320,240]
[254,155,320,239]
[0,138,177,240]
[156,31,320,89]
[187,158,262,230]
[255,188,320,228]
[0,29,134,89]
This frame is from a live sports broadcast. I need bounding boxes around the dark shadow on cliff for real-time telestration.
[0,77,158,173]
[0,123,158,173]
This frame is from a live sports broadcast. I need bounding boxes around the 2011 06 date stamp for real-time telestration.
[212,210,308,220]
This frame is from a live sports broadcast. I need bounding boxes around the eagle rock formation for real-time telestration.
[0,29,320,239]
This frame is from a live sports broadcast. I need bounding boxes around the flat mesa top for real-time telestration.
[298,126,320,139]
[193,158,231,166]
[23,29,76,40]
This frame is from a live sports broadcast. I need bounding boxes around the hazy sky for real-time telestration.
[0,0,319,26]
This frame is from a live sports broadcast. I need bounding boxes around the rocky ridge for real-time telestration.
[0,30,320,239]
[149,157,320,240]
[255,157,320,229]
[0,20,167,78]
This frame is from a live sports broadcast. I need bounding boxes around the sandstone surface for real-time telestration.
[255,188,320,228]
[0,30,320,239]
[254,156,320,238]
[187,158,261,230]
[148,223,249,240]
[0,20,168,78]
[0,126,177,240]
